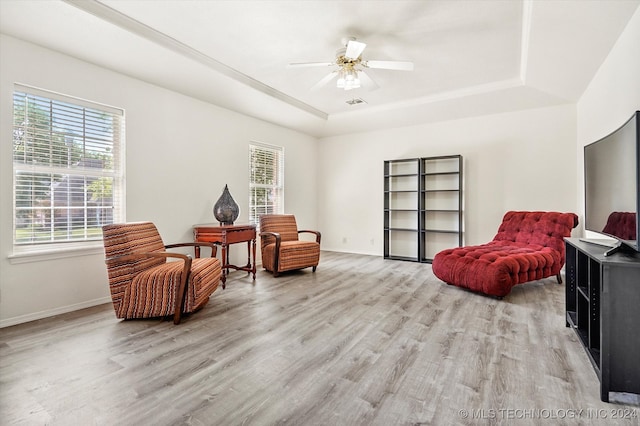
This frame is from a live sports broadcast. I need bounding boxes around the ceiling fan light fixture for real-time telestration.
[337,68,360,90]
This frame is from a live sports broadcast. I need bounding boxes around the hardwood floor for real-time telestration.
[1,251,639,425]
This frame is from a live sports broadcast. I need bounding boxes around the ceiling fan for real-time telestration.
[288,37,414,91]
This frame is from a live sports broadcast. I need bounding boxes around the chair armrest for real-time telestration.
[259,231,281,243]
[105,251,192,265]
[165,242,218,258]
[260,231,281,272]
[299,230,321,244]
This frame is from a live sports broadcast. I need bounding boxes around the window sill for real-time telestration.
[9,243,105,264]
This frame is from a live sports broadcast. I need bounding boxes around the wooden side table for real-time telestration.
[193,223,257,287]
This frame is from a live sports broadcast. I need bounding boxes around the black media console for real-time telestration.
[564,238,640,402]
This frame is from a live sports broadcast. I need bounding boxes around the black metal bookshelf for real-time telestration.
[384,155,463,263]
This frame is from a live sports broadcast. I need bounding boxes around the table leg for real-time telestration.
[225,245,230,275]
[251,237,256,280]
[246,241,251,274]
[221,244,227,289]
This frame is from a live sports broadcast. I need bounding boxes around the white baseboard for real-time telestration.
[0,296,112,328]
[321,248,380,256]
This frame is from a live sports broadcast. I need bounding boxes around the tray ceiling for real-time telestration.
[1,0,638,137]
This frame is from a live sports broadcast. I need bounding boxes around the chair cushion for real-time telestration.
[102,222,167,307]
[262,241,320,273]
[122,258,220,319]
[432,241,561,297]
[259,214,300,251]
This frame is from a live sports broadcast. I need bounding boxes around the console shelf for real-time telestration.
[564,238,640,402]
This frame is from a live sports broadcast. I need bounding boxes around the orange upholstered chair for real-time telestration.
[102,222,222,324]
[259,214,321,277]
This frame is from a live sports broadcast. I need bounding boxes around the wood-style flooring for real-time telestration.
[1,251,639,425]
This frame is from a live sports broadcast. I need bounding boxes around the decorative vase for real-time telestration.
[213,184,240,225]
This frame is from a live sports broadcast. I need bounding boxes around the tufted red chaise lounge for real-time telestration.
[432,211,578,298]
[602,211,636,240]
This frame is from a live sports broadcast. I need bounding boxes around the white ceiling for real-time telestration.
[1,0,638,137]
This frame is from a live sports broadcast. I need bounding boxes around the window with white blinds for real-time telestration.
[12,85,125,246]
[249,142,284,226]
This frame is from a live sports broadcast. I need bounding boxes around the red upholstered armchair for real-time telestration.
[602,212,636,240]
[432,211,578,298]
[102,222,222,324]
[259,214,321,277]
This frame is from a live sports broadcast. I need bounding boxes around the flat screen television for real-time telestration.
[583,110,639,256]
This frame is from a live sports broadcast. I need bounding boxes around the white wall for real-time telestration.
[0,35,318,327]
[577,7,640,237]
[317,104,578,255]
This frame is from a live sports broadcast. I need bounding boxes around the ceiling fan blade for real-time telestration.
[288,62,334,68]
[345,40,366,59]
[310,71,338,91]
[365,60,414,71]
[357,70,380,91]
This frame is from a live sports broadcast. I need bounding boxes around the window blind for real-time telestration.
[12,85,125,245]
[249,142,284,226]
